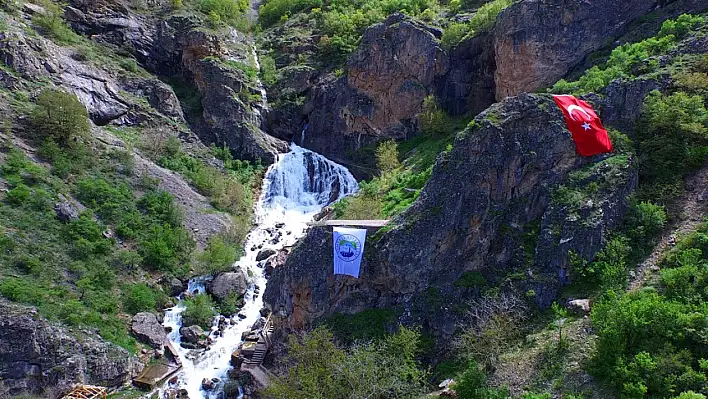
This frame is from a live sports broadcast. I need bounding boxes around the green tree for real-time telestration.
[197,235,238,275]
[30,89,91,147]
[122,283,158,314]
[182,293,217,329]
[376,139,401,175]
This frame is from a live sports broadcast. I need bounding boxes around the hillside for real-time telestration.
[0,0,706,399]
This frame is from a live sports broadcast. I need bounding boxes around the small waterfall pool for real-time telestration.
[159,143,358,399]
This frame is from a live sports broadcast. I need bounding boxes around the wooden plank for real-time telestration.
[310,220,390,227]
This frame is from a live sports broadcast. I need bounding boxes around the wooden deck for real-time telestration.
[309,220,390,227]
[61,385,107,399]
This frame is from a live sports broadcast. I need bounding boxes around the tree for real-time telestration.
[376,139,400,175]
[182,294,216,329]
[30,89,90,147]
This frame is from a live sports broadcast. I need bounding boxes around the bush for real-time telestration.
[182,293,216,329]
[122,283,158,314]
[259,0,323,27]
[264,326,427,399]
[139,223,194,271]
[375,140,400,175]
[30,89,91,147]
[32,0,81,44]
[454,360,510,399]
[6,184,30,205]
[197,235,239,275]
[198,0,248,24]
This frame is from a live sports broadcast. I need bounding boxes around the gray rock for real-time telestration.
[162,277,186,297]
[53,202,79,223]
[130,313,166,349]
[256,248,276,262]
[206,271,248,303]
[566,299,592,315]
[179,325,204,344]
[0,300,142,396]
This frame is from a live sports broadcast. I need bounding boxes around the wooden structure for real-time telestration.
[309,220,390,228]
[133,341,182,389]
[242,314,274,368]
[61,385,107,399]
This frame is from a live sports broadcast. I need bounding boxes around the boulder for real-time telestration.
[566,299,592,316]
[256,248,276,262]
[206,270,248,302]
[130,313,166,349]
[0,300,142,396]
[201,377,216,391]
[162,277,186,297]
[179,325,204,343]
[53,201,79,223]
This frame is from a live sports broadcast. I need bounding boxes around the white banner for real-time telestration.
[333,227,366,278]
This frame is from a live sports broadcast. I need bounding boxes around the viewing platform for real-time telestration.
[309,220,390,228]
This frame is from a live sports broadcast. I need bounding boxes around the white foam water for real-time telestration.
[160,143,358,399]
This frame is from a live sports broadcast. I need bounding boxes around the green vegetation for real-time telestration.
[259,0,438,63]
[264,326,428,399]
[592,223,708,398]
[552,14,705,95]
[323,308,398,344]
[454,360,509,399]
[182,293,217,329]
[333,103,467,219]
[440,0,514,49]
[31,0,82,44]
[30,88,91,147]
[196,234,239,275]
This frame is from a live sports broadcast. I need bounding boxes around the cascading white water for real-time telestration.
[160,143,358,399]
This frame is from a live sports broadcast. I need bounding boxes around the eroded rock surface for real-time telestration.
[0,300,142,396]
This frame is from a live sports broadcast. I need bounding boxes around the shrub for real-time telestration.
[375,139,400,175]
[30,89,91,147]
[198,0,248,24]
[265,326,427,399]
[259,0,323,27]
[454,360,510,399]
[182,293,216,329]
[139,223,194,271]
[197,235,239,275]
[6,184,30,205]
[32,0,81,44]
[122,283,158,314]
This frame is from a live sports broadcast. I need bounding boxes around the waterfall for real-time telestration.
[160,143,358,399]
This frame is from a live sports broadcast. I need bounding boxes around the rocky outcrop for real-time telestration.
[265,94,637,333]
[300,14,448,174]
[180,325,204,343]
[0,300,142,396]
[206,270,248,302]
[492,0,708,100]
[64,2,287,163]
[131,312,166,349]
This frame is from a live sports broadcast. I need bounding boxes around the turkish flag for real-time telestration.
[553,95,613,157]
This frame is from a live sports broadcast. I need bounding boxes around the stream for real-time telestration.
[159,141,358,398]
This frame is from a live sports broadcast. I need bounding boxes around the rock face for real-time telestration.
[301,14,448,175]
[131,312,166,349]
[206,270,248,302]
[491,0,708,100]
[64,2,287,163]
[0,300,142,396]
[265,94,637,332]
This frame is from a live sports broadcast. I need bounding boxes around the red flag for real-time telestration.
[553,95,613,157]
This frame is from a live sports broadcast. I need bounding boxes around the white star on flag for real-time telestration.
[581,122,592,131]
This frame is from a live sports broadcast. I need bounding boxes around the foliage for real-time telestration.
[263,326,427,399]
[32,0,82,44]
[196,235,239,275]
[122,283,158,315]
[324,308,398,344]
[197,0,249,25]
[376,139,401,175]
[552,14,706,94]
[592,224,708,398]
[454,360,510,399]
[30,89,91,147]
[182,293,217,329]
[637,90,708,199]
[441,0,514,49]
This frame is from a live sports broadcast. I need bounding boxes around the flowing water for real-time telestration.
[160,142,358,398]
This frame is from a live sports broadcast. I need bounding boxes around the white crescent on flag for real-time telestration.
[567,105,592,121]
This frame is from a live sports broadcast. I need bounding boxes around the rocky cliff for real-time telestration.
[264,93,637,335]
[64,0,287,162]
[0,300,142,396]
[263,0,707,168]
